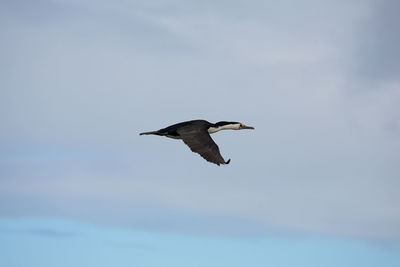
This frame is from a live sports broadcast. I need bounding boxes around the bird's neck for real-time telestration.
[208,124,239,134]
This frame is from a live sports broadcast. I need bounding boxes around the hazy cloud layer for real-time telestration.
[355,0,400,82]
[1,0,399,240]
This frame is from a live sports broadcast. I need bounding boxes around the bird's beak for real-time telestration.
[241,125,255,130]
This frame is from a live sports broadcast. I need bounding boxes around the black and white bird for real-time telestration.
[140,120,254,165]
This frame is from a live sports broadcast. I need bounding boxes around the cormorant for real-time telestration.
[140,120,254,165]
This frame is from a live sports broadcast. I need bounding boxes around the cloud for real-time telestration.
[24,228,80,238]
[355,0,400,82]
[0,0,399,241]
[343,0,400,135]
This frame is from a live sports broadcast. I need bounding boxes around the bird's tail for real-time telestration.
[139,131,162,136]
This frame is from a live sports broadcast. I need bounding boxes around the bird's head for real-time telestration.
[209,121,255,133]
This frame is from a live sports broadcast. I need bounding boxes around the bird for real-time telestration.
[140,120,254,165]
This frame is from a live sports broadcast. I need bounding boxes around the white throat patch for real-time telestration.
[208,123,241,134]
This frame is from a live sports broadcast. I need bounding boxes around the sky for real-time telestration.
[1,0,400,266]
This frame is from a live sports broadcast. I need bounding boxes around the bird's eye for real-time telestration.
[240,123,244,127]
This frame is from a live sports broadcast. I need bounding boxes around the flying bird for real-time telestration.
[140,120,254,165]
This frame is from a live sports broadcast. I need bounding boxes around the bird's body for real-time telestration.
[140,120,254,165]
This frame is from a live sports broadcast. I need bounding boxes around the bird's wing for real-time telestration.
[178,130,229,166]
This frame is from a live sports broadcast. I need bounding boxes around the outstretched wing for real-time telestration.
[179,130,229,166]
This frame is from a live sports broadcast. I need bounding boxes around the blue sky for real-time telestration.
[1,218,400,267]
[1,0,400,266]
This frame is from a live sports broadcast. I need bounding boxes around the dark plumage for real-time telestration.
[140,120,254,165]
